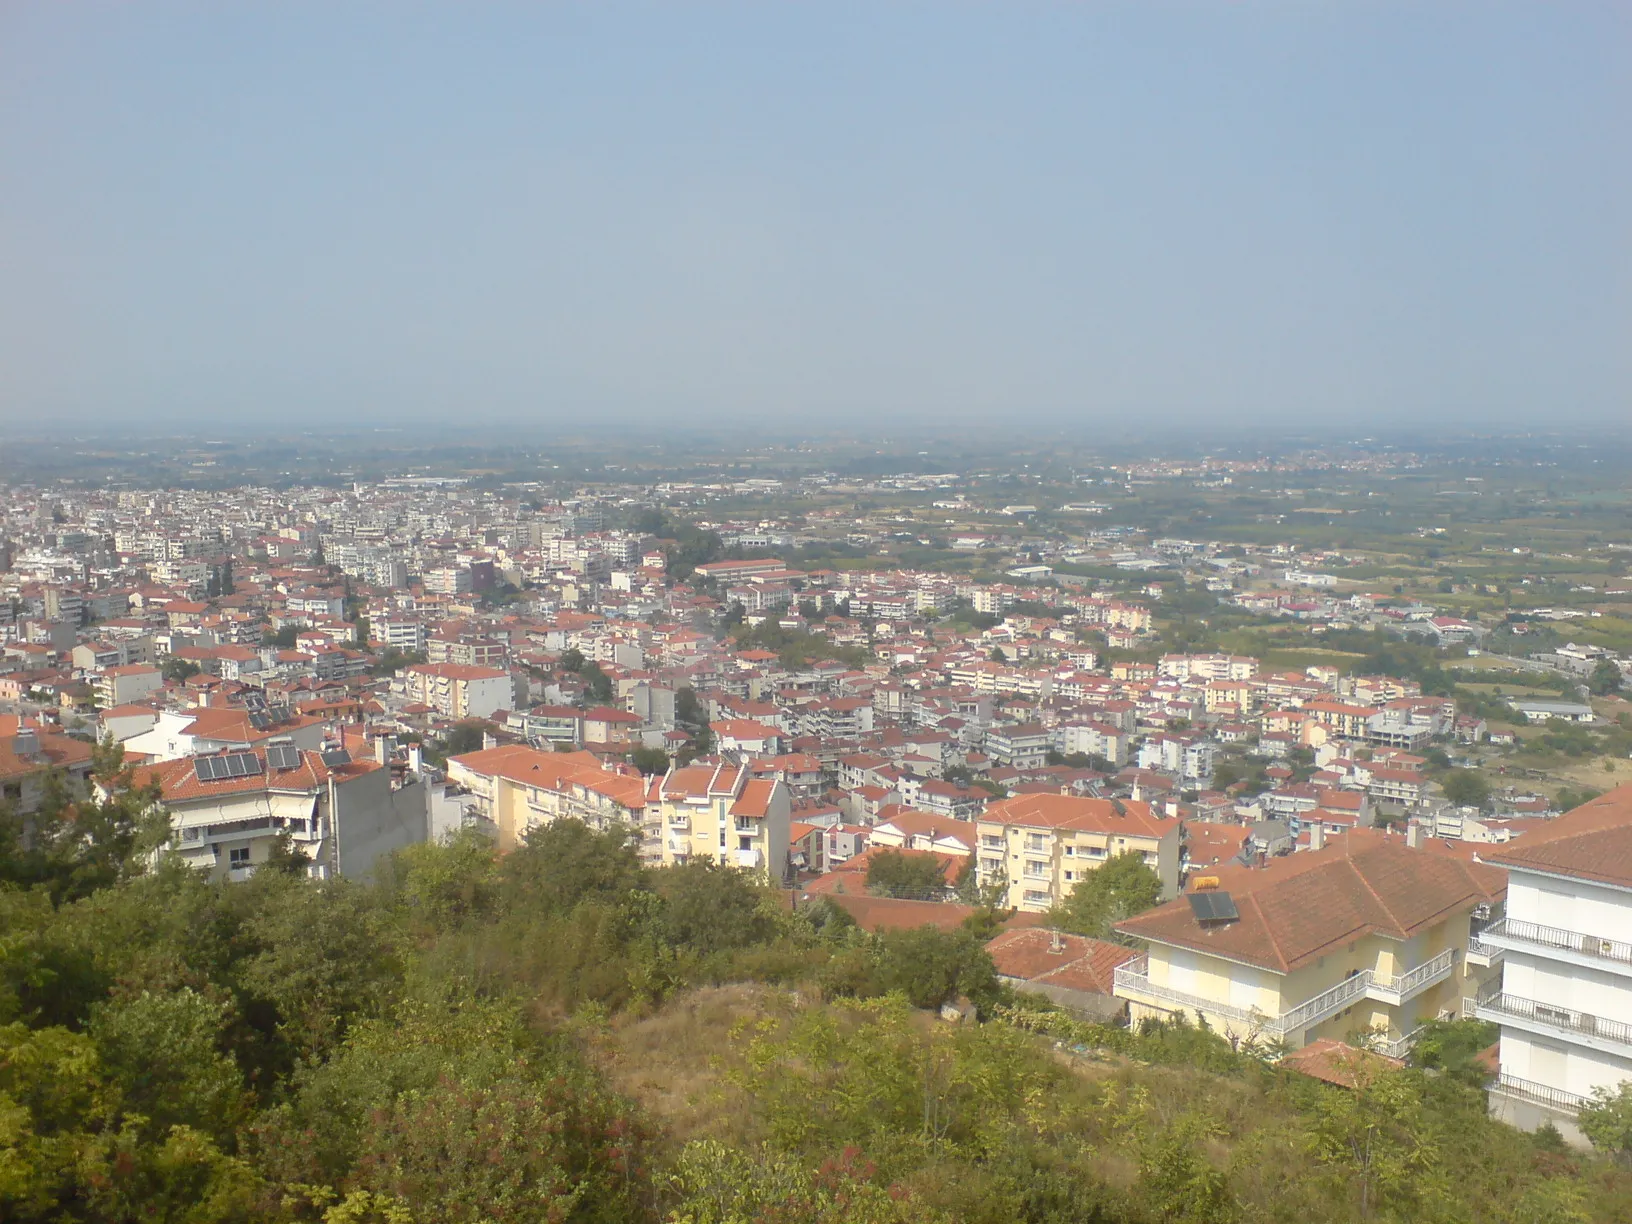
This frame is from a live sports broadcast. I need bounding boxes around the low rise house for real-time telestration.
[986,927,1141,1019]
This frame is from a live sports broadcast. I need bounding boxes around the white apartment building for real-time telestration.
[401,662,511,720]
[136,745,427,882]
[1478,786,1632,1145]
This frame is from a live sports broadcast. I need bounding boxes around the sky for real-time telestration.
[1,2,1627,435]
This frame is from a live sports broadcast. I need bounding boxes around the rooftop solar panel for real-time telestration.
[1187,891,1241,925]
[320,748,351,768]
[266,743,301,771]
[194,757,221,782]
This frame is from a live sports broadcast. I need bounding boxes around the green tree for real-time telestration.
[866,849,948,900]
[160,656,200,684]
[652,861,775,956]
[439,722,489,760]
[1578,1080,1632,1163]
[630,745,670,775]
[1588,659,1624,696]
[88,988,248,1142]
[1406,1017,1498,1089]
[1049,851,1163,939]
[558,646,586,673]
[875,925,999,1013]
[581,663,615,706]
[1440,769,1491,810]
[1306,1066,1443,1219]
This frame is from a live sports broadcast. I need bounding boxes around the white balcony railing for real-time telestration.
[735,847,763,870]
[1368,948,1458,1005]
[1475,992,1632,1055]
[1116,949,1461,1040]
[1490,1073,1588,1116]
[1481,918,1632,971]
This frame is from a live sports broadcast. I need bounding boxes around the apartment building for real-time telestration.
[976,793,1182,914]
[1052,721,1130,766]
[0,722,95,815]
[139,744,426,882]
[401,662,511,720]
[985,722,1052,769]
[446,744,648,851]
[648,762,790,879]
[1113,829,1504,1055]
[1477,785,1632,1144]
[95,664,164,708]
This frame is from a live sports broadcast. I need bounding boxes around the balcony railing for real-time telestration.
[1482,918,1632,970]
[1476,992,1632,1054]
[1116,950,1459,1040]
[1490,1073,1588,1116]
[1368,948,1458,1005]
[1466,935,1503,968]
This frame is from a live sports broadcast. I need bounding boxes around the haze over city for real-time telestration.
[2,1,1628,432]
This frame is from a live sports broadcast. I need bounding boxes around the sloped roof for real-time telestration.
[1116,829,1506,974]
[985,927,1140,995]
[980,792,1174,839]
[1484,783,1632,889]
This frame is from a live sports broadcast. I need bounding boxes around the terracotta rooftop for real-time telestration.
[985,928,1140,995]
[1484,783,1632,889]
[1280,1039,1403,1089]
[1116,828,1506,974]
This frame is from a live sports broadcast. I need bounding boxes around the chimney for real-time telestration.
[1406,823,1423,849]
[407,743,423,774]
[482,731,498,751]
[374,734,391,766]
[1309,822,1325,852]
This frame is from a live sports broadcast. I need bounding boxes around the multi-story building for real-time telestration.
[446,744,647,850]
[1052,721,1130,766]
[0,721,95,815]
[1478,786,1632,1144]
[1113,829,1504,1055]
[984,722,1053,769]
[374,616,428,653]
[401,662,511,720]
[647,762,790,879]
[138,744,426,882]
[976,793,1182,914]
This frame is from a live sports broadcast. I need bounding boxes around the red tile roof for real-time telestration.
[1116,828,1506,973]
[1484,783,1632,889]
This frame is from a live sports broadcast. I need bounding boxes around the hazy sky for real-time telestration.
[2,2,1627,434]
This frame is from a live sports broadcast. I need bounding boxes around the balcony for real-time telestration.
[1115,951,1458,1041]
[1480,918,1632,978]
[1465,935,1503,969]
[1367,948,1458,1006]
[735,847,763,869]
[1489,1073,1587,1117]
[1475,992,1632,1058]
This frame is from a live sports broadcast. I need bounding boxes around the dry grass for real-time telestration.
[596,983,796,1149]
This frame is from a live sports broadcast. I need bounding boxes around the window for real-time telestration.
[228,847,251,869]
[739,836,753,851]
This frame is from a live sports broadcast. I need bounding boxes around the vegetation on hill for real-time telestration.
[2,779,1630,1222]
